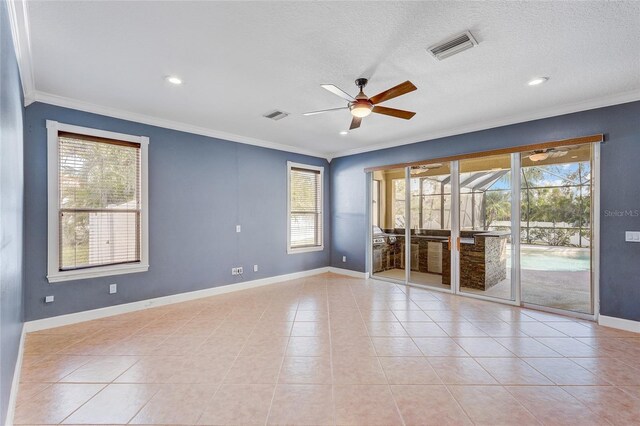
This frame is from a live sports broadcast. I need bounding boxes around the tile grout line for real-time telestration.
[125,305,217,424]
[262,281,300,426]
[386,279,543,424]
[327,276,337,426]
[352,280,407,426]
[179,303,248,425]
[48,319,171,425]
[55,382,110,425]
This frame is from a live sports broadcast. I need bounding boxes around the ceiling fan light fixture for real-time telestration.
[529,152,550,162]
[350,101,373,118]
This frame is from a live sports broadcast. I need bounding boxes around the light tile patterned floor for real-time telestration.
[14,273,640,425]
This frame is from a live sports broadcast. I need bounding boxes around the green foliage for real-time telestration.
[484,190,510,227]
[528,227,573,246]
[519,162,591,247]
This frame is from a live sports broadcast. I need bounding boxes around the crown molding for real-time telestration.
[6,0,36,105]
[31,88,640,164]
[32,91,329,159]
[328,89,640,159]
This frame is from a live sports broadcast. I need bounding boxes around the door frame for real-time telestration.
[367,141,601,320]
[519,142,600,320]
[451,155,521,307]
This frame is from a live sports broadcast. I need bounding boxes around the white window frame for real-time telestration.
[287,161,324,254]
[46,120,149,282]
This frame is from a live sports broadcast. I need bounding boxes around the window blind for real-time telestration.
[289,167,322,249]
[58,131,141,271]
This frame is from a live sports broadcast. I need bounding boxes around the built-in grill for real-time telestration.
[372,227,399,273]
[373,226,397,246]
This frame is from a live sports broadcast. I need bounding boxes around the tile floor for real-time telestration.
[13,273,640,425]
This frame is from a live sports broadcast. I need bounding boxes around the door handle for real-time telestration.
[457,237,461,251]
[448,236,452,251]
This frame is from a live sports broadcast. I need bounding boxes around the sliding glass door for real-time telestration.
[520,143,594,314]
[408,163,452,290]
[369,141,598,317]
[371,167,406,282]
[457,153,517,302]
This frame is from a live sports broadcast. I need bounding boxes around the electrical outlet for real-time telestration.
[237,267,243,275]
[625,231,640,242]
[231,267,238,275]
[109,283,117,294]
[45,295,54,303]
[253,264,258,272]
[342,256,347,262]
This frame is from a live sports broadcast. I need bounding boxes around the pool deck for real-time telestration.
[373,245,592,314]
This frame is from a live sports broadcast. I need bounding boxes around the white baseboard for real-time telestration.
[24,267,345,332]
[328,267,369,279]
[598,315,640,333]
[5,325,25,426]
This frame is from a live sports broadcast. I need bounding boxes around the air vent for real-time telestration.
[428,31,478,60]
[263,110,289,121]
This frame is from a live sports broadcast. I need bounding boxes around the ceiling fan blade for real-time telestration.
[372,106,416,120]
[349,116,362,130]
[369,81,417,105]
[302,107,348,116]
[321,84,355,101]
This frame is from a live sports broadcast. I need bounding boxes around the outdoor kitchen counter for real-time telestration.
[373,230,508,289]
[459,232,509,290]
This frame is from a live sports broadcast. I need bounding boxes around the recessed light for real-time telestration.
[165,76,183,85]
[528,77,549,86]
[339,131,348,135]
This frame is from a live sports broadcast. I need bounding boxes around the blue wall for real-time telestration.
[0,1,25,424]
[330,101,640,322]
[23,103,330,321]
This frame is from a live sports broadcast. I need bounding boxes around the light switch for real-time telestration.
[45,295,54,303]
[109,284,117,294]
[625,231,640,242]
[236,225,241,233]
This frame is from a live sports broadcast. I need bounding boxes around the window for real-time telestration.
[47,121,149,282]
[287,162,323,253]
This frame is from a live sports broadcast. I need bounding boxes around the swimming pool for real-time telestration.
[510,245,590,272]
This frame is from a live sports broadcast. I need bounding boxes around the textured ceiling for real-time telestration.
[25,1,640,158]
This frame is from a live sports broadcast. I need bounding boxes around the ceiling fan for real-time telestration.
[303,78,417,130]
[527,148,569,162]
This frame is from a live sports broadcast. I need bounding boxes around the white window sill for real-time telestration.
[47,263,149,283]
[287,245,324,254]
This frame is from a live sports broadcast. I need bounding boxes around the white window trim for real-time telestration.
[46,120,149,283]
[287,161,324,254]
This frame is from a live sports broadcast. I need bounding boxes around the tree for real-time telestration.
[484,190,510,228]
[519,162,591,247]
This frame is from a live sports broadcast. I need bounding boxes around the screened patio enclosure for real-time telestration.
[402,168,511,232]
[373,142,595,315]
